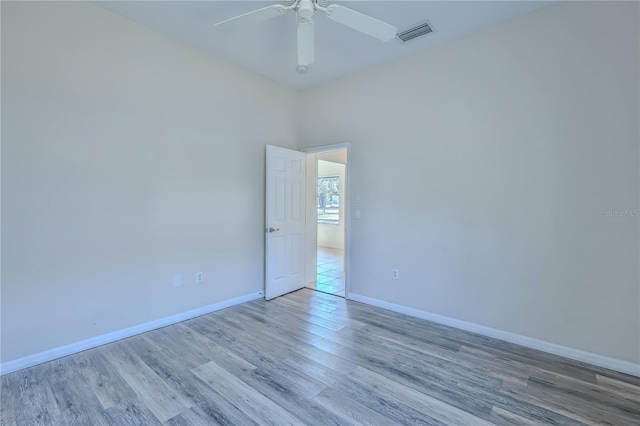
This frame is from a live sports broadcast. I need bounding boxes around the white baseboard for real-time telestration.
[0,291,264,376]
[348,293,640,378]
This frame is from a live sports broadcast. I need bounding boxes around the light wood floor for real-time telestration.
[1,289,639,425]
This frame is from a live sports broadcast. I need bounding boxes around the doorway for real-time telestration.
[304,147,348,297]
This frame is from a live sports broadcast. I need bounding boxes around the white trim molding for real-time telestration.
[348,293,640,378]
[0,291,264,376]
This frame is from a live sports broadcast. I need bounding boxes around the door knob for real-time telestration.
[267,227,280,233]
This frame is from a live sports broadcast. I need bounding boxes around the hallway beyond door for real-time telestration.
[306,247,345,297]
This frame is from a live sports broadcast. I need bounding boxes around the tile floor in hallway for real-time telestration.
[306,247,345,297]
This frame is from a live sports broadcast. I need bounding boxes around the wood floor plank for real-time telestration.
[489,406,539,426]
[129,334,258,426]
[281,352,355,389]
[100,341,193,423]
[272,296,367,329]
[235,365,351,426]
[268,297,350,331]
[455,345,533,387]
[346,299,483,341]
[147,323,256,376]
[244,358,327,400]
[311,331,396,367]
[526,376,639,425]
[0,373,17,426]
[333,366,450,425]
[105,397,161,426]
[357,321,462,359]
[285,341,360,375]
[313,331,582,424]
[309,333,498,418]
[73,348,137,409]
[500,380,619,425]
[349,311,472,354]
[46,357,113,425]
[3,288,638,426]
[350,327,504,391]
[530,368,640,409]
[272,293,339,313]
[1,364,63,425]
[596,373,640,398]
[184,314,293,365]
[349,366,494,426]
[463,340,599,385]
[239,301,350,344]
[233,303,360,378]
[164,406,223,426]
[226,305,324,348]
[189,311,332,400]
[313,385,396,426]
[380,350,584,425]
[192,361,301,426]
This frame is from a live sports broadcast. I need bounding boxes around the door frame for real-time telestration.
[302,143,351,299]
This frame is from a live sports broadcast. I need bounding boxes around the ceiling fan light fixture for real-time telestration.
[297,65,309,74]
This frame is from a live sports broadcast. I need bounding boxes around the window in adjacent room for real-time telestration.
[317,176,340,225]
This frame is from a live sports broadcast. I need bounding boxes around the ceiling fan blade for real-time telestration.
[297,18,315,66]
[215,5,286,32]
[325,5,397,42]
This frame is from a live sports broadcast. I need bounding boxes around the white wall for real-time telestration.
[299,2,640,365]
[317,160,346,250]
[1,2,298,363]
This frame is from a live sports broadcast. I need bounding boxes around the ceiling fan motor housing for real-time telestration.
[298,0,315,19]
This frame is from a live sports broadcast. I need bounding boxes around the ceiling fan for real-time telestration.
[215,0,398,71]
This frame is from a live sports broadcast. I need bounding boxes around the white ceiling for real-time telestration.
[95,1,555,90]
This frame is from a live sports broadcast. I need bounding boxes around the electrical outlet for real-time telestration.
[196,272,204,283]
[392,269,400,280]
[173,274,182,287]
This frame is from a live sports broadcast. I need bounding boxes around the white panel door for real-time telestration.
[265,145,306,300]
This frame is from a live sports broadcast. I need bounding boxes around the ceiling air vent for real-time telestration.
[397,21,433,43]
